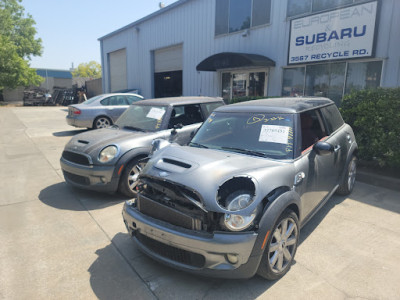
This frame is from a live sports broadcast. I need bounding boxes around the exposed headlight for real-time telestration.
[223,193,257,231]
[98,145,118,163]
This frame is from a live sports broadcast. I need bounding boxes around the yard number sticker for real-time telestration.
[146,107,165,120]
[259,125,290,144]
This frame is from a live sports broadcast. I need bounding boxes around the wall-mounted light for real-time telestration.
[242,29,250,37]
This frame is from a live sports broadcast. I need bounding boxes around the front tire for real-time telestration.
[93,116,112,129]
[257,209,299,280]
[336,156,356,195]
[118,158,148,198]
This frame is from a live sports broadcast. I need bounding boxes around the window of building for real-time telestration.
[287,0,368,18]
[282,67,305,96]
[215,0,271,35]
[305,63,346,106]
[282,61,382,106]
[345,61,382,94]
[222,71,267,101]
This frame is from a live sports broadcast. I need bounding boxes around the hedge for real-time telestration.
[340,88,400,168]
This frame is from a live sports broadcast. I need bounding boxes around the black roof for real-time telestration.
[134,96,223,106]
[215,97,334,114]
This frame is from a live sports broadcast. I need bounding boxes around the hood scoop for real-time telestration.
[162,158,191,169]
[77,140,89,144]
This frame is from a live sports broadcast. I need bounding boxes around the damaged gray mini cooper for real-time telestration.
[122,97,358,280]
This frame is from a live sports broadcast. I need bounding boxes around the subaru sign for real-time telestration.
[288,1,378,64]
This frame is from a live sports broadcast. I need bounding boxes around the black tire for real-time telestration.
[118,157,148,198]
[336,156,357,195]
[93,116,112,129]
[257,209,299,280]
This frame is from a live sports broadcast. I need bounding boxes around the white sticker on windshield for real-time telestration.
[146,107,165,120]
[259,125,290,144]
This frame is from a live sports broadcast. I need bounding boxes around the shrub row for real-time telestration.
[340,88,400,168]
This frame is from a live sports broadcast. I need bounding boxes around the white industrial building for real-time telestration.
[99,0,400,105]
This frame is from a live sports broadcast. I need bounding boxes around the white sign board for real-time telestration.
[259,125,290,144]
[288,1,378,64]
[146,107,165,120]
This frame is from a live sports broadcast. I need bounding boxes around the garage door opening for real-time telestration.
[154,71,182,98]
[154,45,182,98]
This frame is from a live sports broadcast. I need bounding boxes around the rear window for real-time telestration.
[201,101,224,117]
[321,105,344,133]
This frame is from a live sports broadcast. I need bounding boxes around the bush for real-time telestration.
[340,88,400,167]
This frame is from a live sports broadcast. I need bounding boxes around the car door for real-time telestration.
[295,109,338,219]
[167,104,205,145]
[101,96,129,121]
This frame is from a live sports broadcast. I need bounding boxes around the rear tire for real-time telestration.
[257,209,299,280]
[93,116,112,129]
[336,156,356,195]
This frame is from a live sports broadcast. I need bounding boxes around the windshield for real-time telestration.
[190,112,295,159]
[115,104,168,132]
[82,95,103,105]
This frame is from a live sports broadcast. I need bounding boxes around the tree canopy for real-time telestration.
[0,0,43,90]
[72,61,102,79]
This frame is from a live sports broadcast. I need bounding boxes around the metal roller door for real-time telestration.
[109,48,127,92]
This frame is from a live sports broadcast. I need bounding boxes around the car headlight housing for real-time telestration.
[223,193,257,231]
[98,145,118,163]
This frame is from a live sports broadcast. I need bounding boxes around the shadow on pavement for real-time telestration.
[89,233,278,300]
[39,182,130,211]
[53,129,87,137]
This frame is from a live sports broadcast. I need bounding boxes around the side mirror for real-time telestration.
[150,138,170,157]
[171,123,183,135]
[313,141,334,156]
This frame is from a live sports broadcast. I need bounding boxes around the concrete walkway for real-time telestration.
[1,106,399,299]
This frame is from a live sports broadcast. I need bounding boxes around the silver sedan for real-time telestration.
[66,93,144,129]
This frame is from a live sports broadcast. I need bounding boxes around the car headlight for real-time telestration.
[223,193,257,231]
[98,145,118,163]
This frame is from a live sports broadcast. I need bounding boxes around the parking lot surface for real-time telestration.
[1,106,400,300]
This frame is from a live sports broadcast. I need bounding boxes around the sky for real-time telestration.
[22,0,179,70]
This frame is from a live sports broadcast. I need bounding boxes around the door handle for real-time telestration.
[334,145,341,153]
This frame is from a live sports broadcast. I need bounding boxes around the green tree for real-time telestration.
[72,61,102,79]
[0,0,43,90]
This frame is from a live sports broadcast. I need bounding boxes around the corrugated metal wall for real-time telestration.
[100,0,400,98]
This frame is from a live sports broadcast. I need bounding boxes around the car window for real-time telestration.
[300,109,326,152]
[100,96,126,106]
[116,104,168,131]
[126,95,143,105]
[168,104,204,128]
[82,95,103,105]
[320,105,344,134]
[191,112,295,159]
[201,102,224,117]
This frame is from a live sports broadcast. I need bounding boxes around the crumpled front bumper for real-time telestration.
[122,202,263,278]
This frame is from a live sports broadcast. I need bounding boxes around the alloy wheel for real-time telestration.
[268,217,298,273]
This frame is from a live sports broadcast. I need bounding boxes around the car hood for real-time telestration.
[64,128,148,155]
[141,144,294,214]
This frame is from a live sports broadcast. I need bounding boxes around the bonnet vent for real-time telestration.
[78,140,89,144]
[162,158,191,169]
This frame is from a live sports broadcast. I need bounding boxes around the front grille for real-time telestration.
[138,194,201,230]
[62,150,91,166]
[63,170,90,185]
[136,232,205,268]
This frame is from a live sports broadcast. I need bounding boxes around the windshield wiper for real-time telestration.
[189,142,208,149]
[123,126,146,132]
[221,146,268,158]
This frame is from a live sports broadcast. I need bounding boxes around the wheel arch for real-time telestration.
[251,190,301,257]
[93,115,113,128]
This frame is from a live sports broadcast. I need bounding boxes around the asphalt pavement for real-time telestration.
[1,106,399,300]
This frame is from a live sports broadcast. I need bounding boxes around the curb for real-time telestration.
[356,170,400,192]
